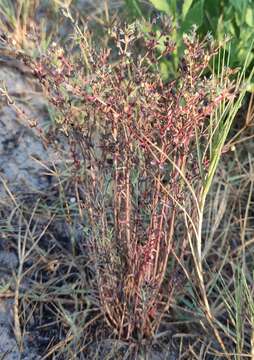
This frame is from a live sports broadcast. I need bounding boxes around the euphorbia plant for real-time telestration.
[25,22,238,342]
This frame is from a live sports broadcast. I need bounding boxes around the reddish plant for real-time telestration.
[27,23,235,341]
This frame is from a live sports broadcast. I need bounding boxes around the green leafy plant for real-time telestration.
[124,0,254,87]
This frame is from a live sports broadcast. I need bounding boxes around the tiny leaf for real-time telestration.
[149,0,171,14]
[182,0,194,20]
[245,6,254,27]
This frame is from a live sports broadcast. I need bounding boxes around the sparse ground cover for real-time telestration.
[0,1,254,359]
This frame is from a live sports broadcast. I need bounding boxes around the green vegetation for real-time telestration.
[124,0,254,86]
